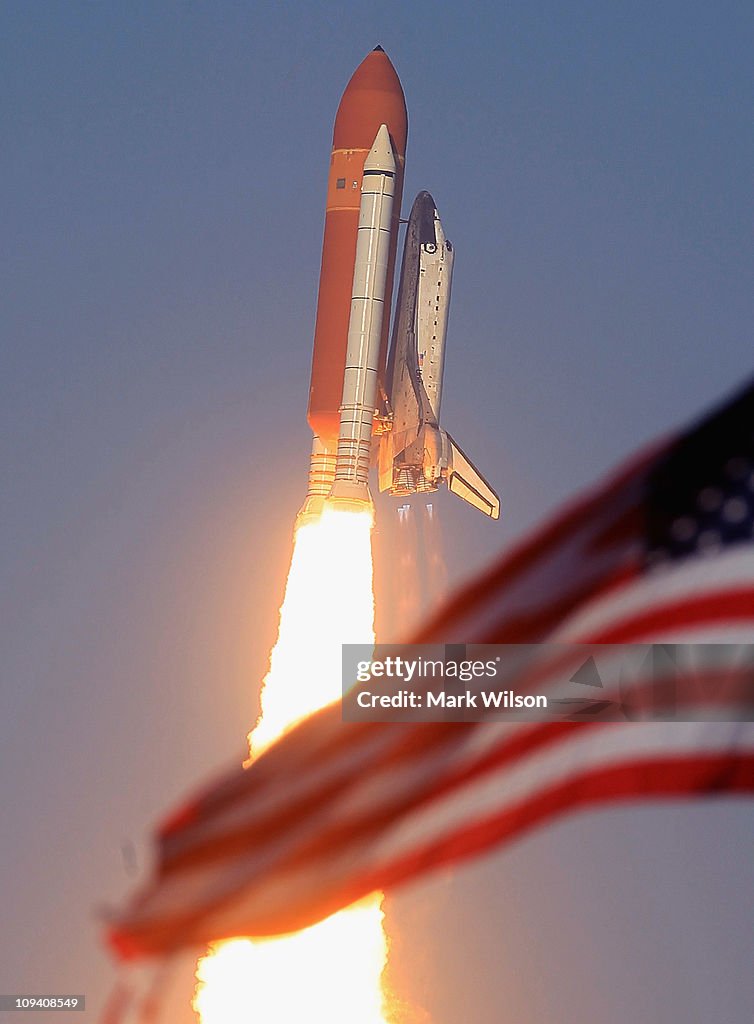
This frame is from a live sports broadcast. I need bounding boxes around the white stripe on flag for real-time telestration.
[551,547,754,643]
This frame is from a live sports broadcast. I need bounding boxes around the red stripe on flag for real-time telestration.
[587,587,754,644]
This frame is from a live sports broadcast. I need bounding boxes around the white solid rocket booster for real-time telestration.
[328,124,396,510]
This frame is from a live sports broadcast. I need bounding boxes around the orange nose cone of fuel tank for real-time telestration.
[307,47,408,447]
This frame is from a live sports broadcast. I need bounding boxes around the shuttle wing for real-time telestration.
[445,434,501,520]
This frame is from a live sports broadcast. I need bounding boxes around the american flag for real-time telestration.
[108,381,754,958]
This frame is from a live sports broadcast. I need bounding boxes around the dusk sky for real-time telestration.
[2,2,753,1021]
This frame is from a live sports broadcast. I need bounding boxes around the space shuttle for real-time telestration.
[299,48,499,524]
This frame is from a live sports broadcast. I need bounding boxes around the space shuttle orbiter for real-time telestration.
[377,191,500,519]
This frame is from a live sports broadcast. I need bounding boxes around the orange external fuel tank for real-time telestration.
[307,47,408,447]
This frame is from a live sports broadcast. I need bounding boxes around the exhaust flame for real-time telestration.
[194,505,390,1024]
[251,504,376,755]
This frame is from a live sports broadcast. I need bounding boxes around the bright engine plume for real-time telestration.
[193,505,392,1024]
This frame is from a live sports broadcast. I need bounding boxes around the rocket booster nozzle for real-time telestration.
[327,480,374,517]
[296,436,336,527]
